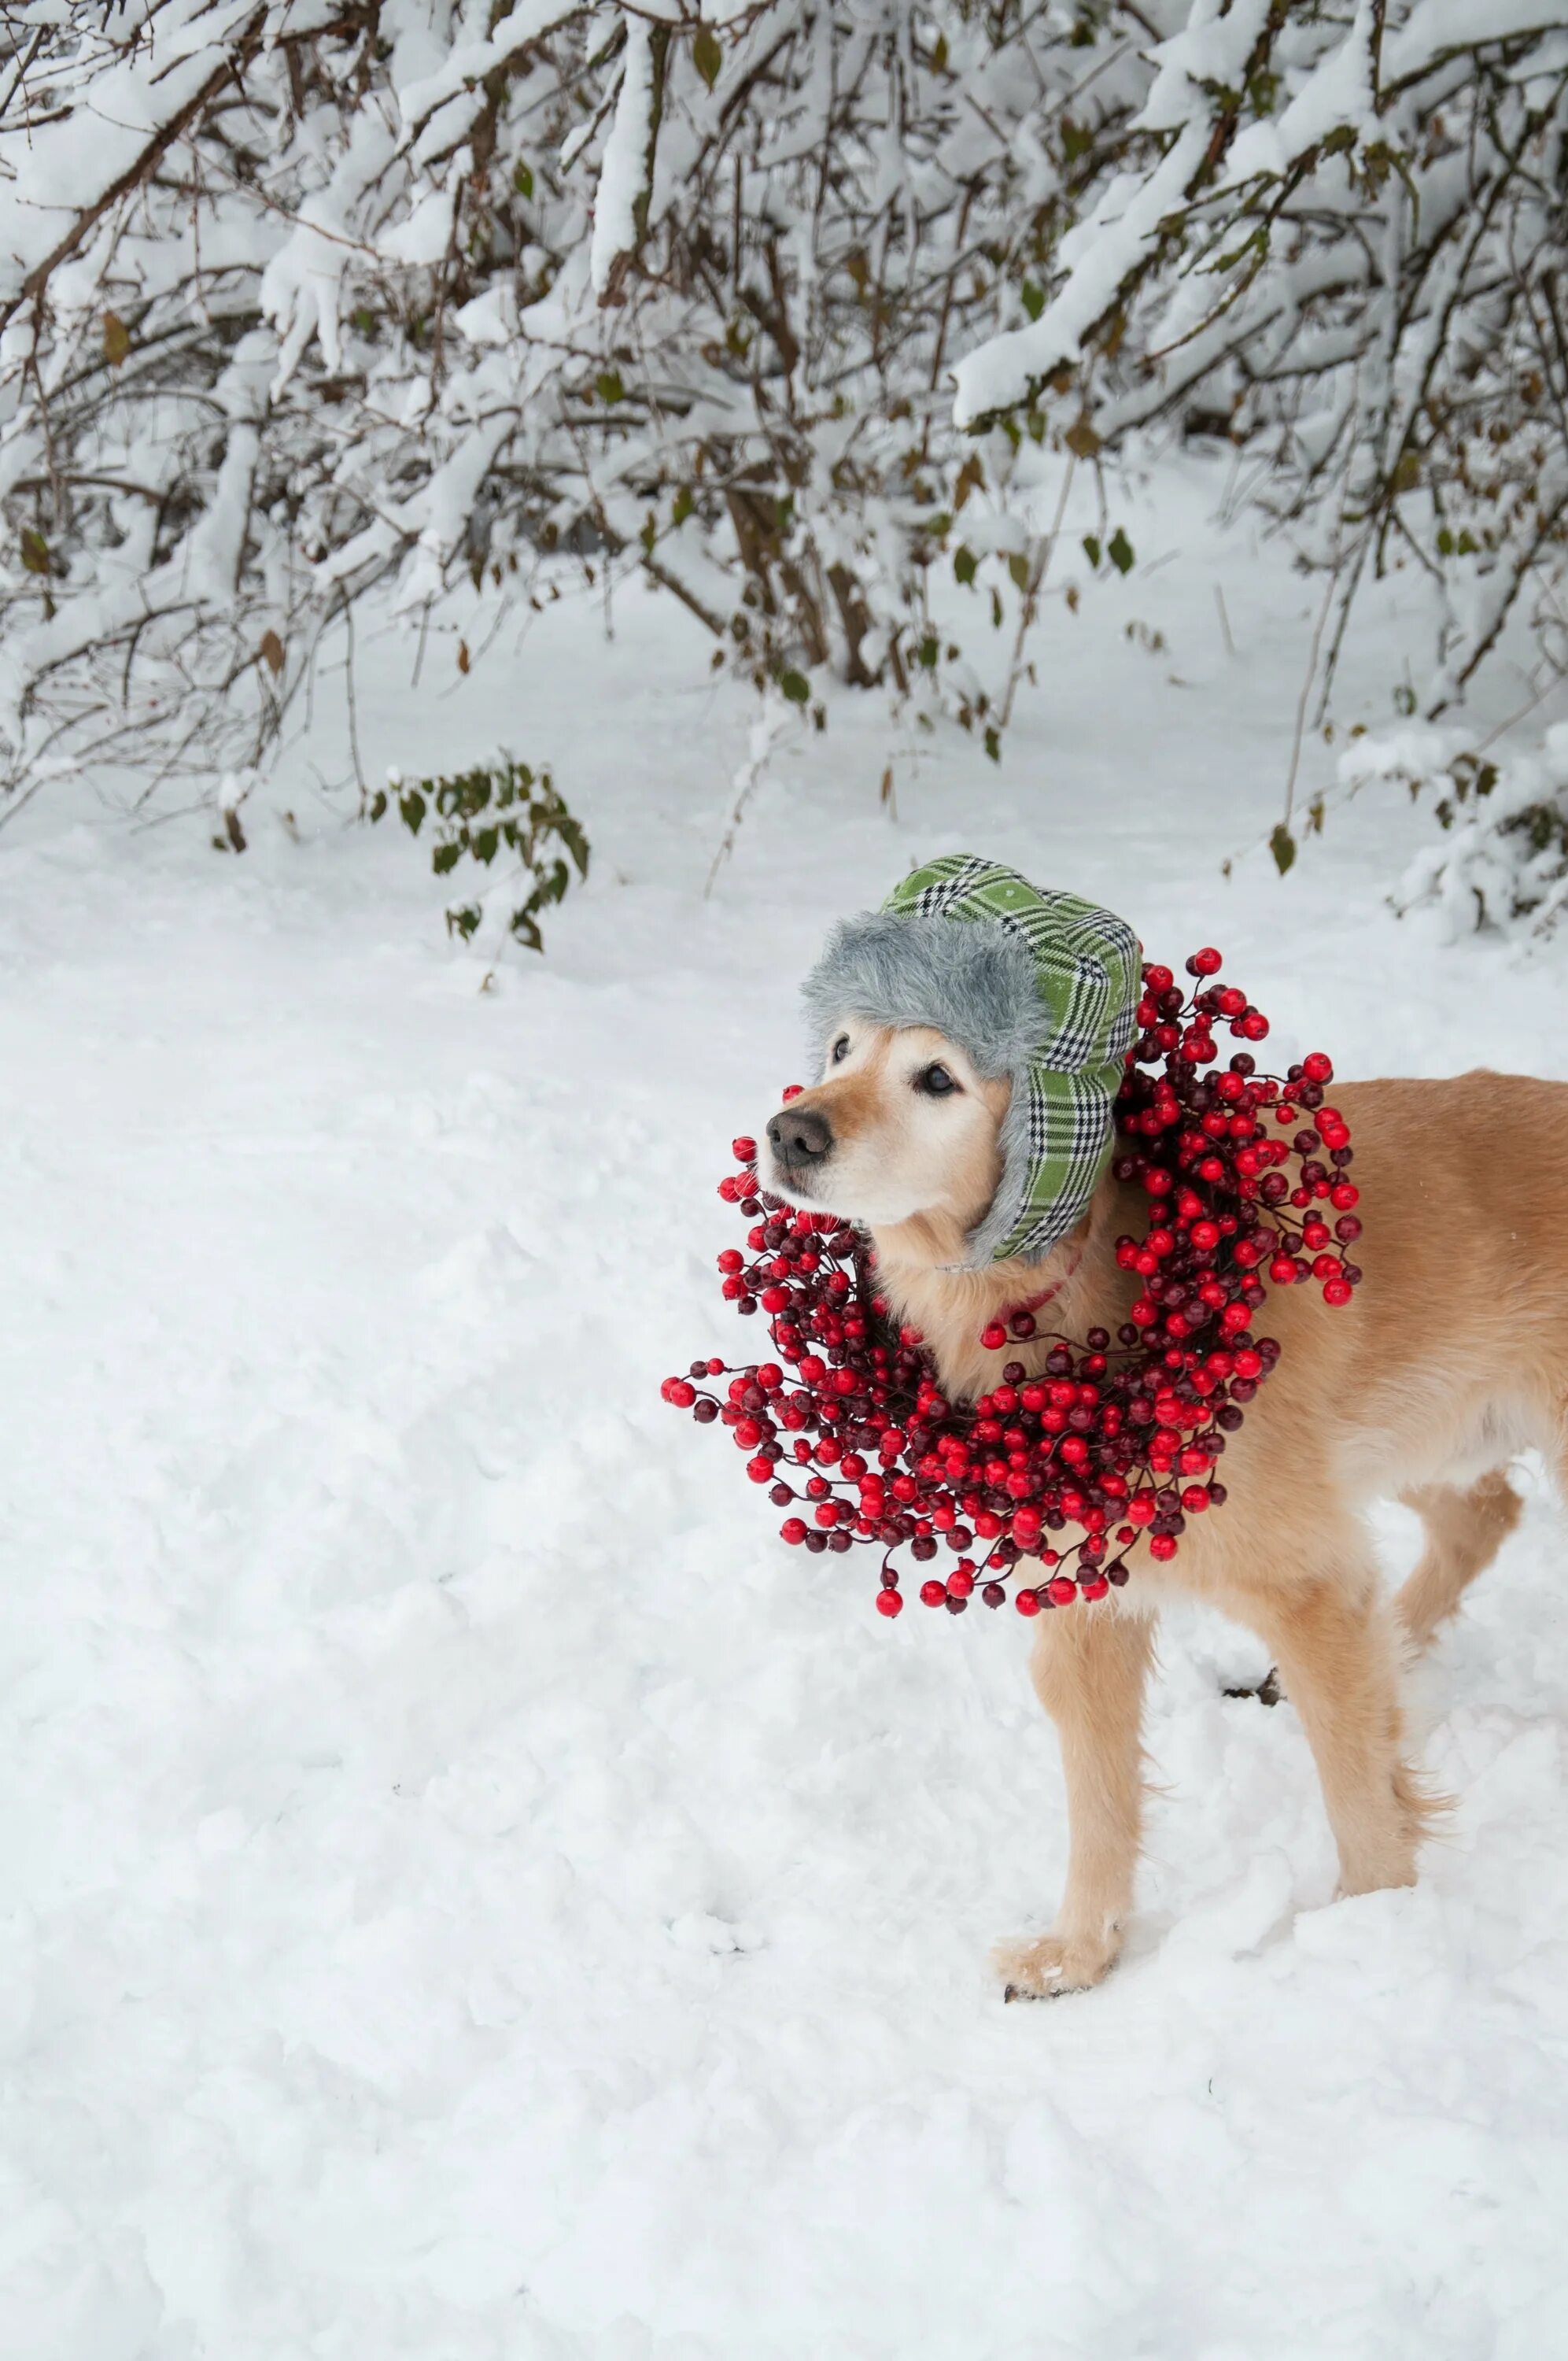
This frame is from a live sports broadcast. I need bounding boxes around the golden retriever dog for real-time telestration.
[764,1021,1566,1995]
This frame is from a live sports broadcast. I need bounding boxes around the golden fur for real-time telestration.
[768,1024,1568,1995]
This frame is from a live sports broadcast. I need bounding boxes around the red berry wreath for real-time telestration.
[662,950,1361,1620]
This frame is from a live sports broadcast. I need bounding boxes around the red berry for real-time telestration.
[1323,1277,1352,1306]
[1046,1576,1078,1605]
[1014,1588,1042,1616]
[920,1579,946,1607]
[876,1587,903,1618]
[1194,947,1223,975]
[980,1321,1007,1350]
[780,1517,807,1544]
[1148,1532,1179,1561]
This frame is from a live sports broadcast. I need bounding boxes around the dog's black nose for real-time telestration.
[767,1106,834,1166]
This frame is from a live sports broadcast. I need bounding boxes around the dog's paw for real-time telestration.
[994,1929,1119,2000]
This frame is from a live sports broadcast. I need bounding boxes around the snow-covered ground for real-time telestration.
[3,466,1566,2359]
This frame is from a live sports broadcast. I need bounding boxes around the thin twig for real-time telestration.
[1283,566,1338,832]
[1214,582,1235,660]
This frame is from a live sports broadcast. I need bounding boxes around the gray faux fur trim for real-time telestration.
[966,1073,1040,1265]
[801,911,1042,1077]
[800,910,1050,1267]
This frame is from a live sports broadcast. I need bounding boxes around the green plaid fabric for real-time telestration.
[884,855,1141,1262]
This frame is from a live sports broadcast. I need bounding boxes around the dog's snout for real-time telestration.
[767,1106,835,1166]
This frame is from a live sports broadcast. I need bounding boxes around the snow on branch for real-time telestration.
[952,0,1568,730]
[0,0,1136,807]
[2,0,1565,826]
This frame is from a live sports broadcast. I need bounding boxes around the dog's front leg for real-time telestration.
[996,1605,1153,1998]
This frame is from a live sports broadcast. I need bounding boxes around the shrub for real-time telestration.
[368,756,588,954]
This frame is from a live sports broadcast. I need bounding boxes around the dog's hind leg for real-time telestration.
[996,1605,1153,1998]
[1238,1539,1440,1897]
[1394,1471,1522,1653]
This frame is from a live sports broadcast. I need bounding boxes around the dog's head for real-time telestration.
[763,1019,1011,1233]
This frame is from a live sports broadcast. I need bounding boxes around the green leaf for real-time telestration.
[917,634,939,669]
[693,23,722,89]
[672,486,694,527]
[984,726,1001,763]
[509,907,544,951]
[512,160,534,199]
[367,789,388,823]
[432,841,462,875]
[1081,534,1101,568]
[779,669,810,704]
[445,903,482,942]
[595,369,625,405]
[20,528,48,575]
[1107,527,1134,575]
[399,788,426,835]
[557,817,591,878]
[1006,552,1029,592]
[1269,822,1297,877]
[953,546,977,587]
[1020,280,1044,323]
[474,826,500,865]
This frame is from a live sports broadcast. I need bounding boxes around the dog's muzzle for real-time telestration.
[766,1105,834,1175]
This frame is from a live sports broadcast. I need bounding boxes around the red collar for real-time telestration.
[1002,1243,1083,1328]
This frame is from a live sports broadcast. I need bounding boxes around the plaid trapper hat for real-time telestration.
[801,854,1140,1265]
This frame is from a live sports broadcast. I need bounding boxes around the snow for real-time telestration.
[589,17,657,297]
[3,459,1568,2356]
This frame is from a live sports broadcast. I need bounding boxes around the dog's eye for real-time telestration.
[915,1062,958,1097]
[832,1034,850,1064]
